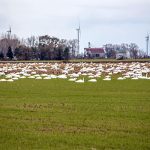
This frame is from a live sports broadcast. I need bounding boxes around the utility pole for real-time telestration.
[146,34,149,56]
[76,25,80,56]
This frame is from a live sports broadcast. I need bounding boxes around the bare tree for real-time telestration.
[0,34,20,57]
[26,36,39,48]
[129,43,139,59]
[67,39,78,58]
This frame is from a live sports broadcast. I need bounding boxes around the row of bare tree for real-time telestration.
[0,34,78,60]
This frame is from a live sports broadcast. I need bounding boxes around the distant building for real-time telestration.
[116,50,130,59]
[84,48,105,58]
[104,44,131,59]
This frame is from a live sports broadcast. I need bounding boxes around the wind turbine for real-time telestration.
[76,24,81,56]
[7,26,11,38]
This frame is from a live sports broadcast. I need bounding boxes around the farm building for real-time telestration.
[84,48,105,58]
[116,50,130,59]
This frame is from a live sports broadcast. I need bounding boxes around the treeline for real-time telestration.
[0,34,78,60]
[104,43,145,59]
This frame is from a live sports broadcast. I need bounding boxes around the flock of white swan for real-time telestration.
[0,62,150,83]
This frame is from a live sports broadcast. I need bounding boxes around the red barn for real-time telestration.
[84,48,105,58]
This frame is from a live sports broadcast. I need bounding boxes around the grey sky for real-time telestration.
[0,0,150,52]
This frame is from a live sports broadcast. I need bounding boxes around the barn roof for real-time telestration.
[84,48,105,53]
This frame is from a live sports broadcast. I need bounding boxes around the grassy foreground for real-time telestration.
[0,78,150,150]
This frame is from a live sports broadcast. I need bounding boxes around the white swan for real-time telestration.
[88,79,97,82]
[12,77,19,80]
[57,74,67,79]
[5,75,12,79]
[68,78,77,81]
[103,77,111,81]
[41,74,48,77]
[20,76,26,79]
[35,77,42,80]
[50,75,57,79]
[7,79,14,82]
[117,77,125,80]
[0,79,7,82]
[75,78,84,83]
[43,76,51,79]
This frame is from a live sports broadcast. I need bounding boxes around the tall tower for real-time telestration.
[76,25,80,56]
[146,34,149,56]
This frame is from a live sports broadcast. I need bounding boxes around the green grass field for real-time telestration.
[0,78,150,150]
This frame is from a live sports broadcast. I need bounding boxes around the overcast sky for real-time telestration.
[0,0,150,53]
